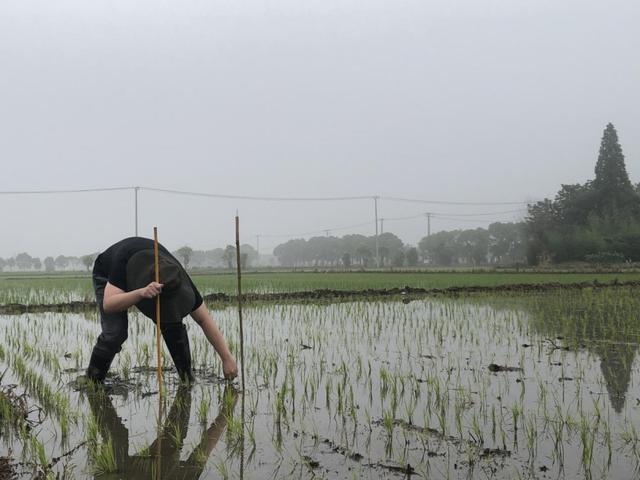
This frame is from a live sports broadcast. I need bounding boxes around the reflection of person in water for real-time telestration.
[87,385,237,479]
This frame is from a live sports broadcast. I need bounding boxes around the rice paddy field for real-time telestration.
[1,275,640,479]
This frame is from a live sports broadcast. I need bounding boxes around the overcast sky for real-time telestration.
[1,0,638,258]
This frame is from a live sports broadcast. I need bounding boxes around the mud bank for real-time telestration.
[0,278,635,315]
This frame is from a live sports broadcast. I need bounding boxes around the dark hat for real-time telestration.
[126,249,195,323]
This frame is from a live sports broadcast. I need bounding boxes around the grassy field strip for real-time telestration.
[2,271,640,305]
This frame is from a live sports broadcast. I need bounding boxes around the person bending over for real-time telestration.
[86,237,237,383]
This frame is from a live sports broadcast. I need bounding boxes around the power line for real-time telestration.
[430,208,528,217]
[141,187,372,202]
[381,208,527,222]
[0,186,133,195]
[260,220,375,239]
[0,186,536,206]
[381,213,425,222]
[0,186,532,246]
[381,195,534,206]
[432,215,523,223]
[259,208,524,242]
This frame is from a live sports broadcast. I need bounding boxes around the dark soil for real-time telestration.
[0,457,16,480]
[488,364,523,373]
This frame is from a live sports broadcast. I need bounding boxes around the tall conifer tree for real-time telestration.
[593,123,634,209]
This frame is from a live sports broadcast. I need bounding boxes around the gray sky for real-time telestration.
[1,0,639,258]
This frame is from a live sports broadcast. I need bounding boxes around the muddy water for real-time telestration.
[1,288,640,479]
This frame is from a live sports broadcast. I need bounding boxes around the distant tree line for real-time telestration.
[172,244,258,270]
[526,123,640,264]
[272,222,527,267]
[0,254,94,273]
[418,222,527,266]
[0,244,259,273]
[273,233,416,267]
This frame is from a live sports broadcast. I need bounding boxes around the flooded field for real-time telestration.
[1,287,640,479]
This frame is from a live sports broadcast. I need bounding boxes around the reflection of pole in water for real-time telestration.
[153,226,163,480]
[240,388,245,480]
[235,215,246,480]
[156,398,162,480]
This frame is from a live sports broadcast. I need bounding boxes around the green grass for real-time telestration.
[2,270,640,305]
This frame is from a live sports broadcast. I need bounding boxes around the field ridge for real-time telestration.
[0,278,635,315]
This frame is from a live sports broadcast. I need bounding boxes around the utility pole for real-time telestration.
[425,212,432,237]
[374,196,380,268]
[134,186,139,236]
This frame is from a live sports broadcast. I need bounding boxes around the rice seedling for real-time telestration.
[90,435,117,475]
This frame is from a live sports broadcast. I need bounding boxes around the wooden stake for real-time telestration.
[235,217,247,476]
[153,227,163,396]
[235,215,246,392]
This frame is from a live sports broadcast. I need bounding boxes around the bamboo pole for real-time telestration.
[235,214,247,477]
[234,215,246,393]
[153,227,163,395]
[153,227,163,480]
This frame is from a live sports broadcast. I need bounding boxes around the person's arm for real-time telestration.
[103,281,163,313]
[185,386,238,468]
[190,304,238,379]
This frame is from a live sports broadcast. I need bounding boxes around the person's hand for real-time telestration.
[222,357,238,380]
[139,282,163,299]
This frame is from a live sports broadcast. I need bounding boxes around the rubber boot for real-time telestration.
[86,349,114,383]
[162,324,194,383]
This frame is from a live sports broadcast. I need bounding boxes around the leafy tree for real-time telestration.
[222,245,236,269]
[341,253,351,268]
[457,229,489,265]
[66,256,83,270]
[340,235,369,260]
[44,256,55,272]
[54,255,69,270]
[488,222,527,265]
[307,236,339,266]
[273,239,305,267]
[31,257,42,271]
[392,250,405,267]
[378,246,389,266]
[526,124,640,264]
[240,244,259,267]
[175,246,194,270]
[355,245,372,267]
[405,247,419,266]
[419,231,457,265]
[376,233,404,266]
[554,183,597,225]
[15,253,33,270]
[81,254,97,272]
[593,123,636,213]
